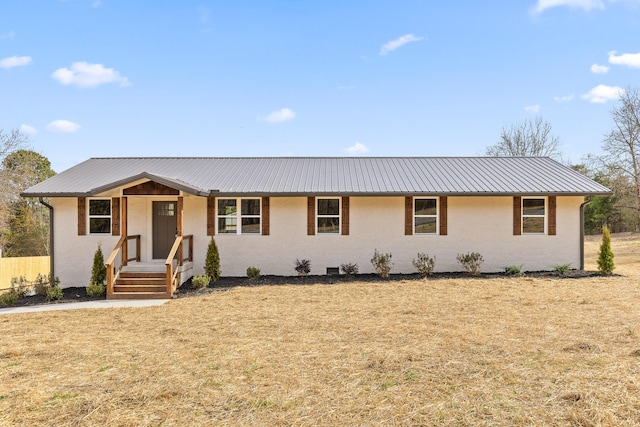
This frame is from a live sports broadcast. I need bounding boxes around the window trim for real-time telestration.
[413,197,439,235]
[216,197,262,235]
[87,198,112,235]
[316,197,341,235]
[521,196,547,235]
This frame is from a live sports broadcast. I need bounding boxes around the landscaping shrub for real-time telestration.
[46,286,63,301]
[246,267,261,279]
[340,262,359,276]
[0,292,19,306]
[192,275,210,289]
[205,237,221,281]
[456,252,484,275]
[597,225,615,275]
[33,274,50,296]
[504,265,524,277]
[294,259,311,276]
[413,253,436,277]
[553,263,571,276]
[86,282,106,297]
[371,249,393,278]
[10,276,31,297]
[90,244,107,286]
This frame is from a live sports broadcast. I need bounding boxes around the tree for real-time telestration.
[601,87,640,229]
[486,116,562,160]
[597,226,615,275]
[0,130,29,238]
[2,199,49,256]
[204,237,221,280]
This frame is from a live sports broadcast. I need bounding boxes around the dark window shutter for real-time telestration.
[78,197,86,236]
[439,196,448,236]
[548,196,556,236]
[341,196,349,235]
[405,197,413,235]
[112,197,120,236]
[207,197,215,236]
[513,196,522,236]
[307,197,315,235]
[262,197,270,236]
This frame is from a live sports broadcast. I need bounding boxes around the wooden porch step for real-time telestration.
[116,277,166,286]
[108,291,171,300]
[120,272,165,279]
[114,284,167,293]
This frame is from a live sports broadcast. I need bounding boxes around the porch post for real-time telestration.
[122,197,128,266]
[177,197,184,265]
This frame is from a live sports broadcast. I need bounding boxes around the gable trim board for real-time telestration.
[22,157,611,288]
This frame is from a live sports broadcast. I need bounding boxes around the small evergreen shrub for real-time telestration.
[10,276,31,297]
[86,282,106,297]
[46,286,63,301]
[597,225,615,275]
[205,237,221,281]
[246,267,261,279]
[553,263,571,276]
[34,274,50,296]
[0,292,19,306]
[90,245,107,286]
[456,252,484,275]
[295,259,311,276]
[371,249,393,278]
[192,275,210,289]
[504,265,524,277]
[340,262,359,276]
[413,253,436,277]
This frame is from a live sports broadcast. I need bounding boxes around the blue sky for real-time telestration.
[1,0,640,172]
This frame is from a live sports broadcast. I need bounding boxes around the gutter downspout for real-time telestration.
[580,199,592,271]
[39,197,54,280]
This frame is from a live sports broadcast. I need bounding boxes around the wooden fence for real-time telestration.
[0,256,50,292]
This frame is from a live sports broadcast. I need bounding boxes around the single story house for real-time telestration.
[22,157,611,299]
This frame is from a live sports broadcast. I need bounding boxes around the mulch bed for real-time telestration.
[3,270,606,308]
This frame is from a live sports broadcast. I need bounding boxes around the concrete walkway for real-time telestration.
[0,299,169,315]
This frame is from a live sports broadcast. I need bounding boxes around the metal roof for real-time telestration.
[21,157,612,197]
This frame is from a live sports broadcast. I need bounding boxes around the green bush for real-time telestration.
[597,225,615,275]
[90,245,107,286]
[413,253,436,277]
[192,275,210,289]
[34,274,50,296]
[456,252,484,275]
[504,265,524,277]
[10,276,31,297]
[0,292,19,306]
[294,259,311,276]
[340,262,359,276]
[246,267,261,279]
[86,282,106,297]
[46,286,63,301]
[205,237,221,281]
[552,263,571,276]
[371,249,393,278]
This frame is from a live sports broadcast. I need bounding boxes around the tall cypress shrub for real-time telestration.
[597,225,615,275]
[90,245,107,284]
[205,237,221,280]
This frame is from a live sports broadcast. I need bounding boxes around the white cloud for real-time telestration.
[46,120,81,133]
[379,34,423,56]
[345,142,369,154]
[525,105,541,113]
[581,84,624,103]
[260,108,296,123]
[590,63,610,74]
[554,94,574,102]
[52,61,130,88]
[608,50,640,68]
[19,124,37,135]
[0,31,15,39]
[0,56,32,69]
[531,0,605,14]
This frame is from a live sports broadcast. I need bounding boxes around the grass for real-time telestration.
[1,233,640,426]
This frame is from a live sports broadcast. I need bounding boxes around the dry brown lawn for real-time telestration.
[1,234,640,426]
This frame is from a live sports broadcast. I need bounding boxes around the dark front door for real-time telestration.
[153,201,177,259]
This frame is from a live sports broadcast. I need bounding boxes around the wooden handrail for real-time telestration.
[164,235,194,295]
[105,234,141,297]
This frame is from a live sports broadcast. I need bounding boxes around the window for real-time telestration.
[522,198,545,234]
[89,199,111,234]
[317,198,340,234]
[217,198,261,234]
[414,198,437,234]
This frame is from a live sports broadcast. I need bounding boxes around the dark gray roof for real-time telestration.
[21,157,612,197]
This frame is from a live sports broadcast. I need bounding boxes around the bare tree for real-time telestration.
[486,116,562,160]
[0,129,29,241]
[602,87,640,229]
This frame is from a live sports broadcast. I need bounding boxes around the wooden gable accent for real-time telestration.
[78,197,86,235]
[548,196,556,236]
[112,197,121,236]
[404,196,413,235]
[207,197,216,236]
[307,197,315,235]
[439,196,448,236]
[123,181,179,196]
[341,196,349,236]
[262,197,270,236]
[513,196,522,236]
